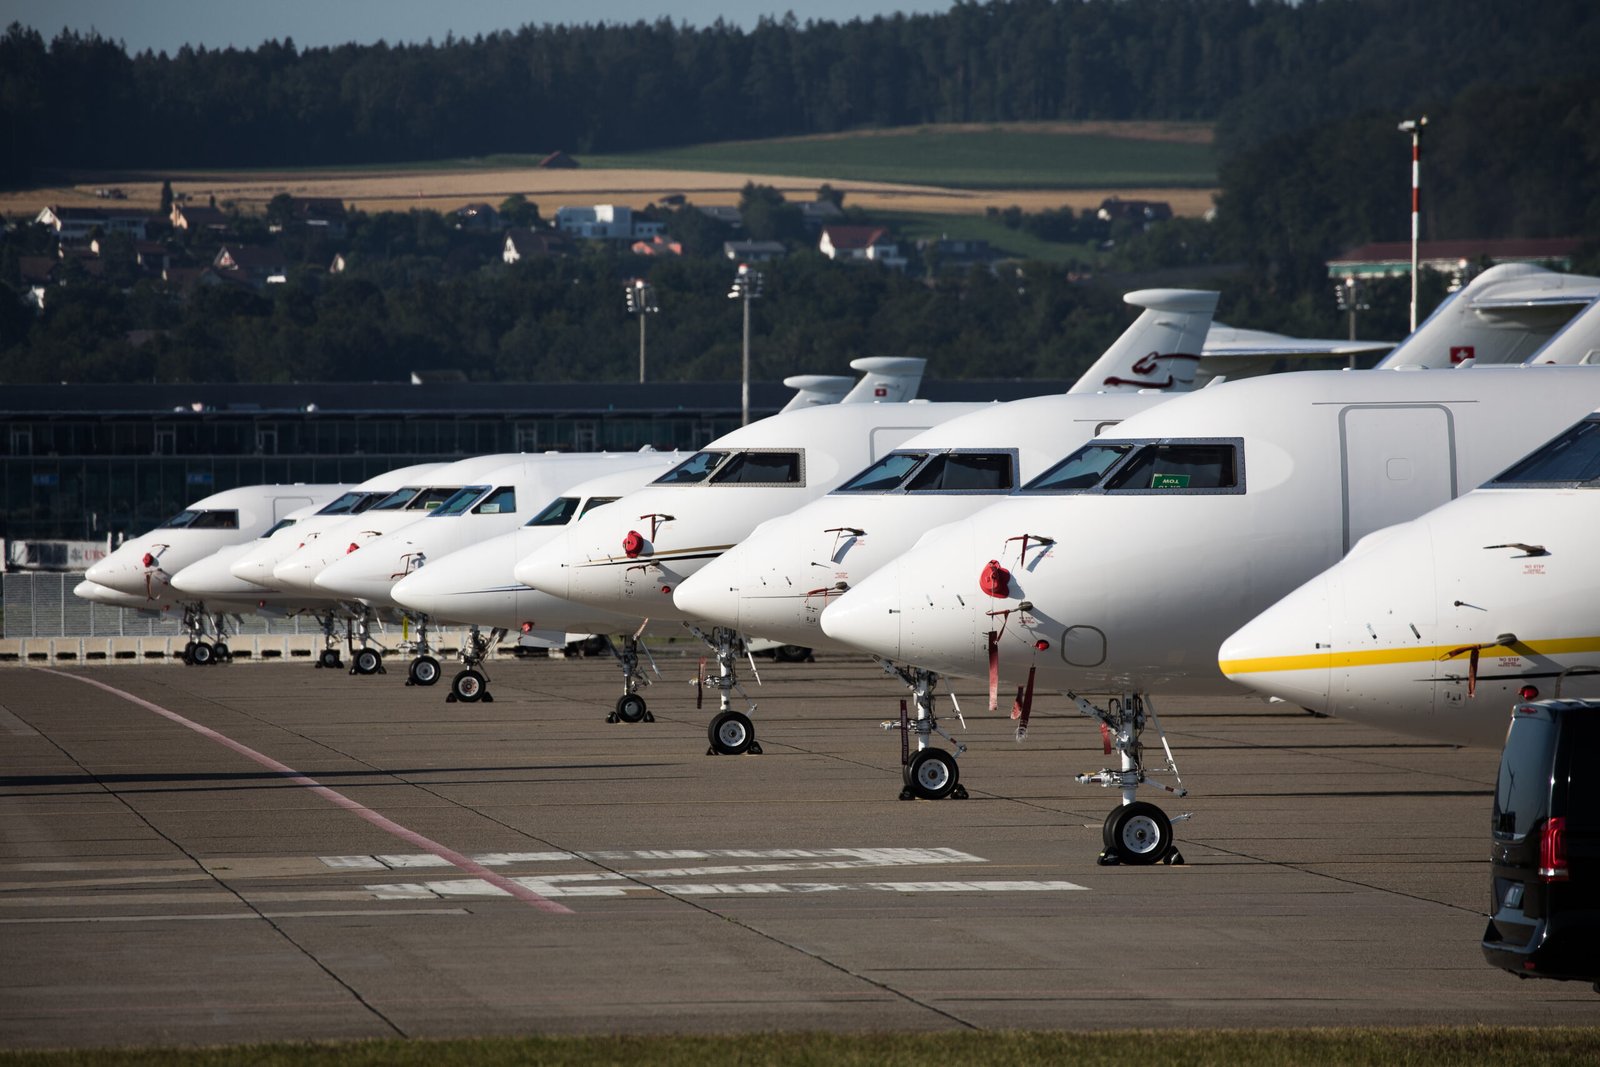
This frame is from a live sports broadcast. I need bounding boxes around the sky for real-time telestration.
[4,0,956,53]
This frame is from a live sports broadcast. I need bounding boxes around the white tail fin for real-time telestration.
[1375,264,1600,370]
[779,374,855,411]
[842,356,926,403]
[1519,294,1600,366]
[1067,289,1218,394]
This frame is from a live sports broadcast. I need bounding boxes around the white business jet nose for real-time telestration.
[314,550,402,604]
[670,554,745,629]
[819,559,905,661]
[513,532,572,599]
[1218,572,1334,712]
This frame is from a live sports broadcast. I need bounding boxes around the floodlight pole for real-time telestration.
[1399,115,1428,332]
[729,263,763,426]
[625,279,658,384]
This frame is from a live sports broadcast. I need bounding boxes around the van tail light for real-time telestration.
[1539,817,1570,883]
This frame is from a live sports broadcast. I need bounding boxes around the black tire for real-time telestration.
[906,748,959,800]
[707,710,755,755]
[214,642,231,662]
[408,655,441,686]
[615,694,648,723]
[773,644,812,663]
[189,641,215,666]
[451,669,486,703]
[353,648,382,675]
[319,648,342,669]
[1106,801,1173,866]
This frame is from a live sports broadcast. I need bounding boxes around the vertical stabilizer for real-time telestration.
[1067,289,1218,393]
[780,374,855,411]
[1521,295,1600,366]
[842,356,926,403]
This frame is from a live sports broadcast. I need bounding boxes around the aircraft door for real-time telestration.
[1339,405,1456,552]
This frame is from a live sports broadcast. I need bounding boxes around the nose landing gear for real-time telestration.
[605,631,659,723]
[445,625,504,704]
[880,663,968,800]
[693,625,762,755]
[1069,691,1189,866]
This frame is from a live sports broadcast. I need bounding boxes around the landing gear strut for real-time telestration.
[692,625,762,755]
[346,613,386,676]
[313,613,343,670]
[446,625,504,704]
[605,631,659,723]
[1069,691,1189,866]
[879,663,968,800]
[401,613,440,686]
[178,604,232,665]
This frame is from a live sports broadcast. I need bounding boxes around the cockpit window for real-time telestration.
[526,496,580,526]
[370,486,423,511]
[261,518,297,538]
[473,486,516,514]
[655,451,730,485]
[835,452,929,493]
[1106,443,1239,491]
[316,491,369,516]
[904,451,1015,493]
[405,487,460,511]
[160,509,239,529]
[708,450,804,485]
[1023,444,1132,492]
[432,485,491,517]
[1488,416,1600,487]
[579,496,619,517]
[1023,440,1243,494]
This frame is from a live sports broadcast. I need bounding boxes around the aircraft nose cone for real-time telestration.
[313,555,392,603]
[514,537,571,598]
[1219,573,1334,712]
[672,559,743,629]
[820,562,903,660]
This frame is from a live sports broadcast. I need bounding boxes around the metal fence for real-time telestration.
[2,571,320,638]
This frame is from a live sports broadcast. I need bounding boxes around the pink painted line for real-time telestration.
[40,669,573,915]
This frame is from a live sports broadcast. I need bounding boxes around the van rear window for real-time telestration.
[1495,709,1558,839]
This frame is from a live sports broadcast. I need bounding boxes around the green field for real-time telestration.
[580,126,1217,189]
[5,1028,1600,1066]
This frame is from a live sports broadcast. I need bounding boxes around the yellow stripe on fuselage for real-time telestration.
[1219,635,1600,676]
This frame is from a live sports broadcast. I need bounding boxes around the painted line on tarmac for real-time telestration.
[322,846,987,877]
[37,668,575,916]
[0,908,472,924]
[368,875,1090,900]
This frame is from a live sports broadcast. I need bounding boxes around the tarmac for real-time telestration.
[2,651,1595,1049]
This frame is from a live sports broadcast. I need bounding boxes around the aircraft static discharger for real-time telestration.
[1220,410,1600,746]
[820,366,1600,865]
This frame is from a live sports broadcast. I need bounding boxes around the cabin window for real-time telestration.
[655,451,729,484]
[1023,444,1132,493]
[473,486,516,514]
[835,452,928,493]
[1106,443,1239,492]
[904,451,1015,492]
[708,450,804,486]
[526,496,581,526]
[187,510,240,529]
[370,487,423,511]
[1489,416,1600,486]
[432,485,490,516]
[406,487,461,511]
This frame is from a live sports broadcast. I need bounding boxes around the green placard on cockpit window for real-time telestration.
[1150,473,1190,489]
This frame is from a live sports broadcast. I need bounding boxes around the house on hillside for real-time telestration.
[170,203,231,234]
[695,205,743,228]
[819,225,905,269]
[503,228,572,263]
[36,206,149,243]
[213,245,288,288]
[799,200,845,230]
[631,235,683,257]
[270,197,348,237]
[555,205,663,241]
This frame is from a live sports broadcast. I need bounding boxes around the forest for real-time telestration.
[1,1,1598,385]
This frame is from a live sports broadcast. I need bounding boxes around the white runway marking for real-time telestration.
[367,877,1089,900]
[0,908,472,924]
[322,846,985,874]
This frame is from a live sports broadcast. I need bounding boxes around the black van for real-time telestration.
[1483,698,1600,987]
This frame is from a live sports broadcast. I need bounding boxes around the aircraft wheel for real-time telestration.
[188,641,215,666]
[408,655,441,686]
[707,710,754,755]
[615,694,648,723]
[214,642,231,662]
[450,669,487,703]
[1105,801,1173,866]
[353,648,382,675]
[773,644,812,663]
[318,649,342,670]
[906,748,959,800]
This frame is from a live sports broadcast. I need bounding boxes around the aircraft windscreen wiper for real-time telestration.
[526,496,581,526]
[835,452,928,493]
[1023,443,1132,492]
[431,485,491,517]
[708,450,804,485]
[655,450,730,485]
[1490,416,1600,486]
[903,452,1015,492]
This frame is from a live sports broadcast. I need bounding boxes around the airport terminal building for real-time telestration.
[0,378,1063,546]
